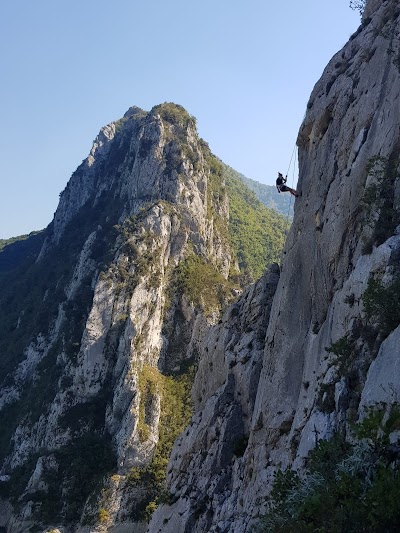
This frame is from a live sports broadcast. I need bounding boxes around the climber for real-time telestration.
[276,172,300,197]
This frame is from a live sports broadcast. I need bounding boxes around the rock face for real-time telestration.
[150,265,280,533]
[0,104,287,532]
[150,1,400,531]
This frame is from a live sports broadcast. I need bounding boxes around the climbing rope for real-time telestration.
[284,144,298,228]
[286,144,297,179]
[283,110,306,227]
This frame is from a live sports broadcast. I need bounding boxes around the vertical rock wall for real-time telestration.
[151,1,400,531]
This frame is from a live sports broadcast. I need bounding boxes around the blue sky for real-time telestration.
[0,1,359,239]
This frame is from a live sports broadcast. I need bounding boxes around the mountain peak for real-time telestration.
[123,105,146,118]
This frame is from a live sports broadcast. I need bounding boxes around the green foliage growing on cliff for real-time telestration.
[224,165,289,280]
[0,231,44,274]
[198,140,289,282]
[0,102,291,526]
[127,364,194,521]
[44,434,116,522]
[174,254,236,316]
[259,405,400,532]
[98,507,110,523]
[316,382,336,414]
[0,190,125,477]
[0,230,43,252]
[363,274,400,338]
[153,102,196,130]
[152,103,201,185]
[151,106,289,285]
[0,190,122,380]
[362,156,400,253]
[205,151,226,221]
[325,336,357,375]
[137,365,161,442]
[316,335,361,414]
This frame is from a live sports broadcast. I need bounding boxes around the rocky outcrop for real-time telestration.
[151,0,400,531]
[52,107,144,245]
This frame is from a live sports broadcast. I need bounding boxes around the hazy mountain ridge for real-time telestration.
[229,169,294,219]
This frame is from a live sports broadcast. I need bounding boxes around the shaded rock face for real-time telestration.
[150,265,280,533]
[151,1,400,531]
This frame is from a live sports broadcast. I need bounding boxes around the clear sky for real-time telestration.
[0,0,360,239]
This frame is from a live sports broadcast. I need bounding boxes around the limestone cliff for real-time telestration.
[0,104,287,532]
[150,1,400,531]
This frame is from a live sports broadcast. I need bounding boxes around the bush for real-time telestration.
[259,406,400,532]
[363,274,400,338]
[144,500,158,522]
[98,507,110,523]
[174,254,236,316]
[362,156,400,252]
[325,336,356,374]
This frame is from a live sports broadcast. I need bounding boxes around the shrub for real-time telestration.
[354,403,400,443]
[362,156,400,252]
[259,406,400,532]
[174,254,236,316]
[144,500,158,522]
[98,507,110,523]
[363,274,400,338]
[325,335,356,374]
[137,365,161,442]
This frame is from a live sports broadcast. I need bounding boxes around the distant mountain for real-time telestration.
[0,231,42,252]
[0,231,44,272]
[230,169,294,219]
